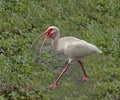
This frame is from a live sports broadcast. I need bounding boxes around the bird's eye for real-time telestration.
[47,28,53,37]
[48,28,53,33]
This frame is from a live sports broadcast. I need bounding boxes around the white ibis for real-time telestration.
[30,26,102,89]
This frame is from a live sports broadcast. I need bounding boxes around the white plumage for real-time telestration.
[30,26,102,89]
[56,36,101,58]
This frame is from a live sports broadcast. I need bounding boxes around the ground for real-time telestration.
[0,0,120,100]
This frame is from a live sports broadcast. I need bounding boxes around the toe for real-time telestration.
[48,82,58,89]
[79,76,89,82]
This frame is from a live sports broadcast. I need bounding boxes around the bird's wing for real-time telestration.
[58,37,101,58]
[64,41,92,58]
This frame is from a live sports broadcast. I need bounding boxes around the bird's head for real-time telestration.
[30,26,60,55]
[46,26,60,39]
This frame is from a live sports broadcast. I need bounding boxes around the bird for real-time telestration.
[30,26,102,89]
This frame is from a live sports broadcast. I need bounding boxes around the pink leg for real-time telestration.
[78,60,89,81]
[49,59,72,89]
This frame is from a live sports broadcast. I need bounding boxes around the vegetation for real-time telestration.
[0,0,120,99]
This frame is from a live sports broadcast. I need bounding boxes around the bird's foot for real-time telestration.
[80,75,89,82]
[48,82,58,89]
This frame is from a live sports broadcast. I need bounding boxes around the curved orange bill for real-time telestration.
[39,36,49,55]
[30,30,53,57]
[30,33,44,49]
[39,33,52,55]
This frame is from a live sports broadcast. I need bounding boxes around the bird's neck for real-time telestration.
[52,35,60,52]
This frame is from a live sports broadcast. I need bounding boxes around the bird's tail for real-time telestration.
[93,45,102,54]
[95,48,102,54]
[97,49,102,53]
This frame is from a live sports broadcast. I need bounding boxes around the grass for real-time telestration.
[0,0,120,100]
